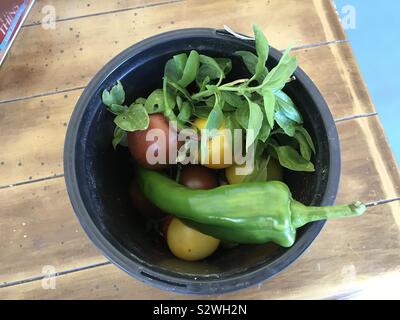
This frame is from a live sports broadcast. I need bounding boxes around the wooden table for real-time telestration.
[0,0,399,300]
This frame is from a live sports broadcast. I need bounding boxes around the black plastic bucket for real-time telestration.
[64,28,340,294]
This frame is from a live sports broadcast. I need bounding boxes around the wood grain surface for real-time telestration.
[0,0,399,299]
[24,0,182,25]
[1,201,398,299]
[0,0,345,102]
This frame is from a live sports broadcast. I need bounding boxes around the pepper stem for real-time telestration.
[291,200,366,229]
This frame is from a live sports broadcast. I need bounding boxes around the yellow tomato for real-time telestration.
[167,218,220,261]
[193,118,233,169]
[225,163,247,184]
[225,157,284,184]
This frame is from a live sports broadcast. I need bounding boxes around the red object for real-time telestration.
[127,114,182,170]
[0,0,35,65]
[179,165,219,190]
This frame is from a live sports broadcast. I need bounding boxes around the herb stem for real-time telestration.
[220,78,249,87]
[191,90,213,100]
[163,77,177,122]
[218,86,241,92]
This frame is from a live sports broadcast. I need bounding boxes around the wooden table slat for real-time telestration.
[1,201,398,299]
[0,0,346,102]
[25,0,181,25]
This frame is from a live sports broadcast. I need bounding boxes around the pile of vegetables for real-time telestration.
[102,25,365,262]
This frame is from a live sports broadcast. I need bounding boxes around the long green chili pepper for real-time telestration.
[135,166,366,247]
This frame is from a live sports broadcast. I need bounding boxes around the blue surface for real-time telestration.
[335,0,400,164]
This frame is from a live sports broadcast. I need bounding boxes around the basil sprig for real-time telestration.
[101,24,315,173]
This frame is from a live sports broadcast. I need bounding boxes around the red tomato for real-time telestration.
[179,165,219,190]
[127,114,181,170]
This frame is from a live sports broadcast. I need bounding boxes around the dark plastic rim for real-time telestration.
[64,28,340,294]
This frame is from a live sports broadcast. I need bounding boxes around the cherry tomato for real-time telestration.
[225,163,246,184]
[166,165,220,259]
[179,165,219,190]
[167,218,220,261]
[128,114,181,169]
[225,157,284,184]
[193,118,233,169]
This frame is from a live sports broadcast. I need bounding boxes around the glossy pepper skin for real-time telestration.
[135,166,366,247]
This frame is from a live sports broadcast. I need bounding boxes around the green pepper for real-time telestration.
[135,166,365,247]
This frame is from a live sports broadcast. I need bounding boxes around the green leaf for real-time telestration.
[173,53,188,78]
[258,115,271,142]
[176,95,183,110]
[162,77,176,121]
[112,126,126,149]
[224,112,241,146]
[193,105,212,119]
[108,103,128,115]
[221,92,245,109]
[235,51,268,82]
[294,131,311,161]
[222,105,236,112]
[255,140,267,158]
[134,97,147,104]
[224,112,241,130]
[215,58,232,75]
[262,47,297,91]
[235,102,249,129]
[198,75,211,91]
[166,79,193,102]
[271,145,315,172]
[261,88,276,128]
[200,95,224,159]
[198,54,225,85]
[144,89,174,114]
[197,65,219,85]
[177,50,200,87]
[102,80,125,107]
[275,90,302,124]
[205,84,218,94]
[205,100,224,132]
[114,104,150,132]
[177,101,192,123]
[164,59,179,82]
[295,126,315,153]
[243,157,270,182]
[275,103,297,136]
[205,95,215,107]
[253,24,269,81]
[245,98,264,151]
